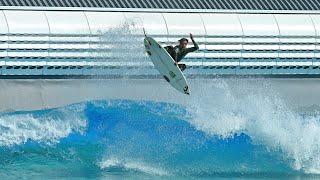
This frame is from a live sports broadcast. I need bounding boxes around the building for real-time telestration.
[1,0,320,111]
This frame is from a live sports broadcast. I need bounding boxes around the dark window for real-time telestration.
[252,0,264,9]
[141,0,153,8]
[151,0,162,8]
[226,0,238,9]
[125,0,137,8]
[281,0,295,10]
[94,0,102,7]
[174,0,187,8]
[160,0,172,9]
[245,0,258,9]
[300,0,312,9]
[13,0,23,6]
[201,0,213,8]
[155,0,166,8]
[0,0,9,6]
[117,0,127,8]
[308,0,319,9]
[27,0,36,6]
[292,0,304,10]
[296,0,306,9]
[190,0,201,9]
[1,0,320,10]
[134,0,145,7]
[271,0,282,9]
[78,0,88,7]
[48,0,58,6]
[210,0,223,9]
[121,0,131,8]
[216,0,228,9]
[112,0,122,8]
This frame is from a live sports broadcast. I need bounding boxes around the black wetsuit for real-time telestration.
[165,39,199,71]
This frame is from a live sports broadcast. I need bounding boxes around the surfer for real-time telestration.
[164,33,199,71]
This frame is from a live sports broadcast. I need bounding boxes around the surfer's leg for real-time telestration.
[164,46,176,59]
[178,64,187,71]
[164,46,173,52]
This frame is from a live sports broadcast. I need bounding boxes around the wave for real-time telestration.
[0,101,291,176]
[99,157,169,176]
[0,80,320,177]
[185,79,320,174]
[0,105,86,146]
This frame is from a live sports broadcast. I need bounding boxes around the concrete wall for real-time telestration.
[1,78,320,113]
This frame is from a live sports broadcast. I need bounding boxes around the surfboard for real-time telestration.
[144,36,190,95]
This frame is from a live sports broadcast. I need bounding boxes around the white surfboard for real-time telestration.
[144,36,190,95]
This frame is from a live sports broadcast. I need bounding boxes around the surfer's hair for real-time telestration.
[179,38,188,43]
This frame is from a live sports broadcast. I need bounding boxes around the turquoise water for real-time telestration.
[0,99,320,179]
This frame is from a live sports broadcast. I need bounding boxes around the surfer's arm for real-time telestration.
[186,42,199,53]
[187,33,199,53]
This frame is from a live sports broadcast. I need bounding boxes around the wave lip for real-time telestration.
[99,157,169,176]
[0,105,87,146]
[186,79,320,174]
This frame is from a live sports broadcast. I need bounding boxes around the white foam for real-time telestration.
[0,106,87,146]
[185,78,320,174]
[97,19,148,69]
[99,157,169,176]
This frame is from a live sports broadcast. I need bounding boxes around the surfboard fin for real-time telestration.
[143,28,147,37]
[183,86,190,95]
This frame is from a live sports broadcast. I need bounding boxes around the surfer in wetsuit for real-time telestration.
[164,33,199,71]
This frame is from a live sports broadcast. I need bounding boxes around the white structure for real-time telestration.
[0,5,320,76]
[1,1,320,112]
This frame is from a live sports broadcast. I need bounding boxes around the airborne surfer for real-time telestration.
[164,33,199,71]
[143,30,191,95]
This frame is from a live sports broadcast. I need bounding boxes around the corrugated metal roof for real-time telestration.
[0,0,319,10]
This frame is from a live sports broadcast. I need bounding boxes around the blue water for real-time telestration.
[0,99,320,179]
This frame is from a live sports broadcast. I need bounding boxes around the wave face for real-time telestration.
[0,97,320,179]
